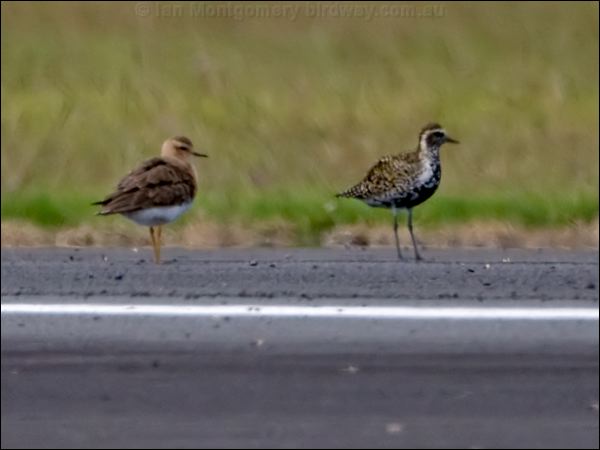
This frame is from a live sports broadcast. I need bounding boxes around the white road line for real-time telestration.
[1,304,598,321]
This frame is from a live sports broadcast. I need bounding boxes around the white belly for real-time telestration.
[124,202,193,226]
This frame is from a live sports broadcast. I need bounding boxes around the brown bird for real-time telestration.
[93,136,207,263]
[336,123,458,260]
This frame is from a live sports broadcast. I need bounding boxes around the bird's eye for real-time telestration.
[432,131,445,139]
[177,146,189,151]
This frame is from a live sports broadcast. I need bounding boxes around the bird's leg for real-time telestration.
[149,226,155,248]
[407,208,422,261]
[392,205,403,260]
[149,226,160,264]
[156,225,162,263]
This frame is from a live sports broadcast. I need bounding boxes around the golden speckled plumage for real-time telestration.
[336,123,459,260]
[336,151,425,205]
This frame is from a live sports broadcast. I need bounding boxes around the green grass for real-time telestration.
[2,188,597,244]
[1,2,598,242]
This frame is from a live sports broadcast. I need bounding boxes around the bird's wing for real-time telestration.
[93,157,196,215]
[337,154,417,201]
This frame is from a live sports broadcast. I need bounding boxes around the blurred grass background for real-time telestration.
[1,1,598,244]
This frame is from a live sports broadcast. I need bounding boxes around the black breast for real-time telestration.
[381,162,441,209]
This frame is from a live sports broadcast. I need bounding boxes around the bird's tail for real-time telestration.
[91,199,112,215]
[335,184,363,199]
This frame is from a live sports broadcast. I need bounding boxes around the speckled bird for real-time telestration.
[93,136,208,264]
[336,123,459,260]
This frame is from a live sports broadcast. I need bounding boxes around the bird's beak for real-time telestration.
[446,136,460,144]
[191,151,208,157]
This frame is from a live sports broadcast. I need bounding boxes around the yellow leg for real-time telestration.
[156,225,162,263]
[149,226,160,264]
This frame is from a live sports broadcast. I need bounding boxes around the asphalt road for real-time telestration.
[1,248,599,448]
[1,247,599,300]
